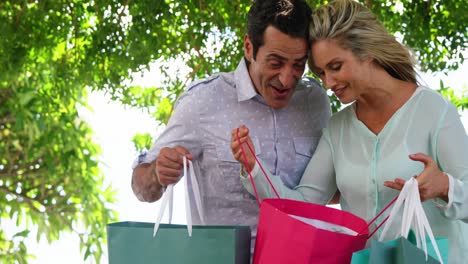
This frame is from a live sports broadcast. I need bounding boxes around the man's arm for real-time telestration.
[131,146,192,202]
[130,80,202,202]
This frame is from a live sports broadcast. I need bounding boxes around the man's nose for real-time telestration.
[278,67,298,89]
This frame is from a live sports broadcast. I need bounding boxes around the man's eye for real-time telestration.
[294,63,306,70]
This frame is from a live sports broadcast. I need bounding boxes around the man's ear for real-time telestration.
[244,34,253,62]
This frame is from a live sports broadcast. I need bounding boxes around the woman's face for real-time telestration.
[310,39,372,104]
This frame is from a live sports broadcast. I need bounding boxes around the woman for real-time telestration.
[230,0,468,262]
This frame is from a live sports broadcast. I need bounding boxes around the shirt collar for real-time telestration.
[234,58,258,102]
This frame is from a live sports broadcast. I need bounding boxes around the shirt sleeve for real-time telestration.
[306,77,332,132]
[435,103,468,222]
[433,173,454,210]
[240,130,337,205]
[137,91,203,165]
[294,130,337,204]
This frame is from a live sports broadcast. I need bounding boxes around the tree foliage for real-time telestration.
[0,0,467,262]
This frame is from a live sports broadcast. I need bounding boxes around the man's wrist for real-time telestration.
[132,162,164,202]
[150,162,164,190]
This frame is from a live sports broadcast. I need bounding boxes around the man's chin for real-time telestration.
[268,99,290,109]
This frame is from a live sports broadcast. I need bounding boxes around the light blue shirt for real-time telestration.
[138,59,331,241]
[243,87,468,263]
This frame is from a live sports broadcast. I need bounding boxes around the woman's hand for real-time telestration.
[230,125,256,171]
[384,153,449,202]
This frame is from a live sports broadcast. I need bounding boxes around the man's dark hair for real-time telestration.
[246,0,312,59]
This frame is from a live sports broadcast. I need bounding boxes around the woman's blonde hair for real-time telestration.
[309,0,417,83]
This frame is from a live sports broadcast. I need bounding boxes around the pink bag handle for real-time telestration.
[236,128,397,238]
[235,128,281,206]
[364,195,398,238]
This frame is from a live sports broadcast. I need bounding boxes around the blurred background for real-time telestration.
[1,1,467,263]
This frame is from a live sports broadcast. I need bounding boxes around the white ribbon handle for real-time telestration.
[188,158,206,225]
[153,156,205,237]
[379,178,412,240]
[378,178,443,264]
[153,184,174,236]
[183,157,193,236]
[412,181,443,263]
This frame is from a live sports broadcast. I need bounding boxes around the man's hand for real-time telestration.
[132,146,192,202]
[230,125,256,171]
[155,146,192,186]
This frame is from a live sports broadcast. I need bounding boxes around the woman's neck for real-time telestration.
[355,77,417,135]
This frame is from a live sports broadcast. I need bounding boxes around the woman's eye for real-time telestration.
[330,63,342,71]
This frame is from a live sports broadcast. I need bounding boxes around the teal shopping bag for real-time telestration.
[351,179,449,264]
[351,236,448,264]
[367,239,393,264]
[351,232,449,264]
[108,158,251,263]
[107,221,251,264]
[395,237,440,264]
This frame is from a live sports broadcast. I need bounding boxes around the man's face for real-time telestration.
[245,26,308,109]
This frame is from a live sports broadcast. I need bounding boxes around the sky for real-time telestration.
[19,58,468,263]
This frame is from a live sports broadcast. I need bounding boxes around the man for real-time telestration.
[131,0,331,246]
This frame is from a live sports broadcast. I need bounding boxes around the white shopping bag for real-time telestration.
[153,156,205,237]
[379,178,444,263]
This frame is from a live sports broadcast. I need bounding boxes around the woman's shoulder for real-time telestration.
[407,86,462,131]
[324,104,355,133]
[415,86,456,116]
[330,104,355,121]
[417,86,451,106]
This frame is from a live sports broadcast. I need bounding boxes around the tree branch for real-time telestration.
[0,115,15,126]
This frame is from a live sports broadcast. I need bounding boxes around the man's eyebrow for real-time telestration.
[266,54,287,61]
[295,55,308,62]
[266,54,308,62]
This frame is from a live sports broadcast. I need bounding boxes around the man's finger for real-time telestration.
[174,146,192,160]
[158,157,183,171]
[235,126,249,138]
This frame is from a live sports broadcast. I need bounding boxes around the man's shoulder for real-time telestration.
[185,71,235,95]
[296,77,325,94]
[295,76,328,101]
[174,71,236,108]
[299,76,322,88]
[187,75,221,92]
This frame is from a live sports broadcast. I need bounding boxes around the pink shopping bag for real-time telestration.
[235,129,393,264]
[253,198,369,264]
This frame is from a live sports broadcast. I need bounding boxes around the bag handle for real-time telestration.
[378,178,443,263]
[236,128,399,236]
[364,195,398,238]
[235,128,281,206]
[153,156,206,237]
